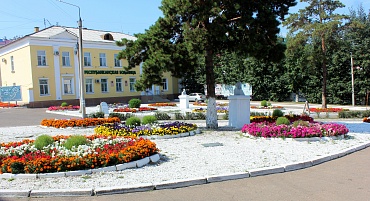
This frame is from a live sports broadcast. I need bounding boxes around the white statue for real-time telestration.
[181,89,187,95]
[234,82,244,95]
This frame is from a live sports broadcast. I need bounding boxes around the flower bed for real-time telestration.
[113,107,157,113]
[0,135,158,174]
[192,107,228,113]
[250,115,314,123]
[95,121,198,137]
[241,122,349,138]
[148,103,177,107]
[251,105,284,109]
[193,102,229,107]
[310,108,348,113]
[47,105,80,111]
[363,117,370,123]
[40,117,121,128]
[0,102,19,107]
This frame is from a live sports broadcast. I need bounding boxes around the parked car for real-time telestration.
[188,93,206,102]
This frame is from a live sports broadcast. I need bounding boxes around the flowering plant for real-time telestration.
[0,102,18,107]
[241,121,349,138]
[192,107,228,113]
[40,117,121,128]
[0,135,158,174]
[47,105,80,111]
[309,108,347,113]
[363,117,370,123]
[148,103,177,107]
[250,115,314,123]
[95,121,198,137]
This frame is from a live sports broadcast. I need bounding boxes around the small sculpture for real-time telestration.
[182,89,187,95]
[234,82,244,95]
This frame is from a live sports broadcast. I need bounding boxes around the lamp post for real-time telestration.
[58,0,86,118]
[350,52,355,106]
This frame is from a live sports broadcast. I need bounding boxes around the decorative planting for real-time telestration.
[0,135,158,174]
[40,117,121,128]
[47,105,80,111]
[148,103,177,107]
[241,121,349,138]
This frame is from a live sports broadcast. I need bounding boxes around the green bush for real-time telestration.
[61,102,68,107]
[272,109,284,117]
[125,116,141,126]
[63,135,88,150]
[292,120,309,127]
[142,115,157,125]
[154,112,171,120]
[338,110,365,118]
[34,134,55,150]
[128,98,141,108]
[250,111,268,116]
[276,117,290,125]
[267,102,272,107]
[175,113,184,120]
[88,112,105,118]
[260,100,268,107]
[109,113,134,121]
[223,111,229,120]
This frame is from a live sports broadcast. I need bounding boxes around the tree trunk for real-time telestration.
[205,48,218,129]
[321,36,327,109]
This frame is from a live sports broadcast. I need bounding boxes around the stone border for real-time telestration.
[1,142,369,198]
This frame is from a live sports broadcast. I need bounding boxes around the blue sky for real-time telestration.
[0,0,369,39]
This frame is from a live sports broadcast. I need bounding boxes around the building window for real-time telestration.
[99,53,106,67]
[85,78,93,93]
[116,78,123,92]
[162,78,168,91]
[62,52,71,66]
[10,56,14,72]
[62,78,73,95]
[101,78,108,92]
[129,77,136,92]
[114,54,121,67]
[39,79,49,96]
[84,52,91,66]
[37,50,47,66]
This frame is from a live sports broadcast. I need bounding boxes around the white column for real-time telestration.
[53,46,62,100]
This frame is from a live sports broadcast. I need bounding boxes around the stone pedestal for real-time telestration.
[228,95,251,129]
[178,94,189,109]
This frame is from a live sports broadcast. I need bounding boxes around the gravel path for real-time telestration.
[1,121,370,191]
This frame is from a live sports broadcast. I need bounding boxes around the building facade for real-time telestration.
[0,26,180,107]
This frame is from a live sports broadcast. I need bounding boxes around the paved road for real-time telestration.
[0,105,369,200]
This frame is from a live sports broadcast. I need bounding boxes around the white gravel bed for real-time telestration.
[0,122,370,191]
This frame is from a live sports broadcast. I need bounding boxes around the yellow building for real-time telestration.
[0,26,180,107]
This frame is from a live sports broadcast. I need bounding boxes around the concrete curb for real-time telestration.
[1,143,370,197]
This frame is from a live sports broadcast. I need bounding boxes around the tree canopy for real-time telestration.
[117,0,296,128]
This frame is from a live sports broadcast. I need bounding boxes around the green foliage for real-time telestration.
[34,134,54,150]
[261,100,268,107]
[61,102,68,107]
[109,113,133,121]
[174,112,206,120]
[250,111,268,116]
[338,110,370,118]
[292,120,309,128]
[63,135,88,150]
[125,116,141,126]
[154,112,171,120]
[88,112,105,118]
[128,98,141,108]
[142,115,157,125]
[276,117,290,125]
[272,109,284,117]
[223,111,229,120]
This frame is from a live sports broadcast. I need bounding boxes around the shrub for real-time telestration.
[272,109,284,117]
[63,135,88,150]
[34,134,55,150]
[292,120,309,127]
[193,112,206,120]
[128,98,141,108]
[88,112,105,118]
[260,100,268,107]
[223,111,229,120]
[125,116,141,126]
[175,113,184,120]
[250,111,267,116]
[276,117,290,125]
[61,102,68,107]
[142,115,157,125]
[109,113,134,121]
[154,112,171,120]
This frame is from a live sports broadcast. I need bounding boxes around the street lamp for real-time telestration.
[57,0,86,118]
[350,52,355,106]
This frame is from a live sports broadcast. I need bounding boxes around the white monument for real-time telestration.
[228,82,251,129]
[178,89,189,109]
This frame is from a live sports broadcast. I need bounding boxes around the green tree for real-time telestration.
[283,0,346,108]
[117,0,296,128]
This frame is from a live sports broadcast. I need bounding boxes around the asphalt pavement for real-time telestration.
[0,104,369,200]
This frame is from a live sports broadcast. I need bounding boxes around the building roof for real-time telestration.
[31,26,136,42]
